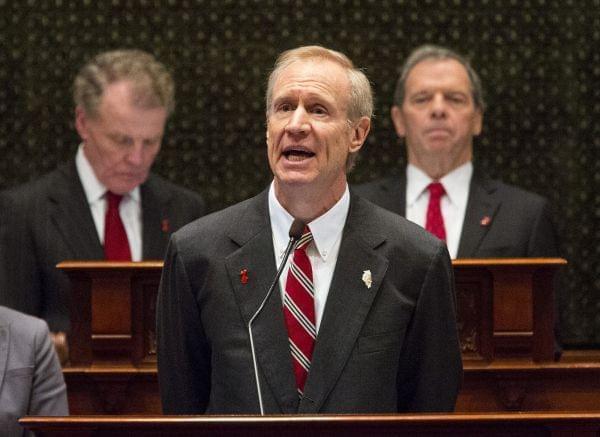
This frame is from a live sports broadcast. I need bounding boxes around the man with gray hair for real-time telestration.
[0,50,205,344]
[157,45,461,414]
[356,44,559,260]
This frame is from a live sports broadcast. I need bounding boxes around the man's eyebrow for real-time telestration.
[409,90,431,97]
[107,132,128,138]
[272,95,292,103]
[272,91,335,104]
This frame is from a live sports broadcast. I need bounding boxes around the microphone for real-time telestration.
[247,218,305,415]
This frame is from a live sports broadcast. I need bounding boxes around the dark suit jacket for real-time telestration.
[353,169,559,258]
[0,306,68,437]
[157,189,462,414]
[0,160,205,332]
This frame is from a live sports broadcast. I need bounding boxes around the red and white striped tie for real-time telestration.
[283,227,316,396]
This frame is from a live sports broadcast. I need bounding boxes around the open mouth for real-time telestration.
[426,127,451,136]
[283,148,316,161]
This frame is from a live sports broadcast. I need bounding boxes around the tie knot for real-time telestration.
[427,182,446,200]
[295,226,313,250]
[106,191,123,209]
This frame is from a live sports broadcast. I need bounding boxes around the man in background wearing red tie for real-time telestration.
[157,45,461,414]
[355,45,559,260]
[0,50,205,353]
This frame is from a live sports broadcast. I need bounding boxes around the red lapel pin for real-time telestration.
[480,215,491,227]
[161,219,170,233]
[240,269,249,284]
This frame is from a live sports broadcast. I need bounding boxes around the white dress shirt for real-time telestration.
[269,182,350,332]
[405,162,473,259]
[75,145,143,261]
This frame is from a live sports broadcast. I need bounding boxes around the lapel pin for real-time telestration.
[362,270,372,289]
[240,268,249,285]
[480,215,491,227]
[161,218,170,233]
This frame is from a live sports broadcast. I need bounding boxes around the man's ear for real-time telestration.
[390,105,406,137]
[75,106,89,141]
[472,109,483,136]
[349,116,371,154]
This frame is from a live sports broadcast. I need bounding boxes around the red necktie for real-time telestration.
[104,191,132,261]
[425,182,447,241]
[283,228,315,395]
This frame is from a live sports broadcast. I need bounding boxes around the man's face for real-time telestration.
[266,59,369,194]
[75,80,167,195]
[392,58,482,172]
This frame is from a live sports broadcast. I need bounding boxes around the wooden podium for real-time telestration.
[61,261,163,367]
[453,258,563,363]
[58,261,162,413]
[20,412,600,436]
[56,258,600,414]
[59,258,565,368]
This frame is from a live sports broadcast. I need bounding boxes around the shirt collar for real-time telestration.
[268,182,350,261]
[406,161,473,207]
[440,161,473,208]
[406,164,433,207]
[75,144,141,204]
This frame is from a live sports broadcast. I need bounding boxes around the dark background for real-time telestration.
[0,0,598,346]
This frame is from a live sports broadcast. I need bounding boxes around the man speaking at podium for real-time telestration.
[157,45,462,414]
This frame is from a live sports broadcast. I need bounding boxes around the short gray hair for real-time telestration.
[393,44,485,111]
[73,49,175,117]
[265,45,373,122]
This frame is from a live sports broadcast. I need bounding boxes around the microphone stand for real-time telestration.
[247,219,304,415]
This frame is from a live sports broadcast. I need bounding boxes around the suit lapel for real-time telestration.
[49,162,103,259]
[299,195,389,413]
[457,173,501,257]
[225,192,298,413]
[141,176,171,259]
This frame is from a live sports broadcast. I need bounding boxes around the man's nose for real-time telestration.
[285,107,310,135]
[430,94,447,118]
[126,143,145,165]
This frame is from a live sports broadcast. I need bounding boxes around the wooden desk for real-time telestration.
[62,351,600,414]
[459,350,600,411]
[59,258,566,367]
[59,259,588,415]
[60,261,162,367]
[21,412,600,436]
[453,258,565,363]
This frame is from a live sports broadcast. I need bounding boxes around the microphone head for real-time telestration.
[289,218,306,240]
